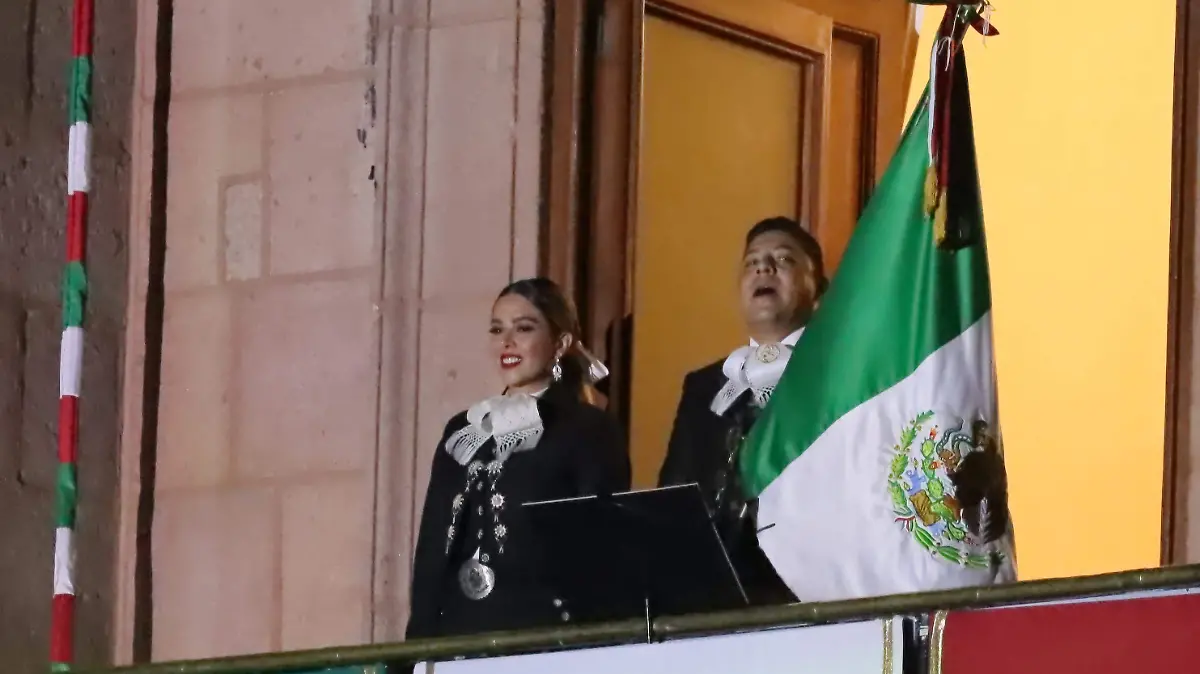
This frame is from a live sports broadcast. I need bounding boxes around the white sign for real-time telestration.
[419,618,902,674]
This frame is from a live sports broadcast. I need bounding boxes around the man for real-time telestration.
[659,216,827,605]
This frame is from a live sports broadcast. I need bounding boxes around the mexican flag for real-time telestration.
[740,37,1016,602]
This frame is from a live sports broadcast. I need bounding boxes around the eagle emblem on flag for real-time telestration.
[887,413,1006,569]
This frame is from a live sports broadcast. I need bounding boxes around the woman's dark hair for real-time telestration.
[496,277,592,401]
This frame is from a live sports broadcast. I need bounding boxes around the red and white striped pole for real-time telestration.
[53,1,94,671]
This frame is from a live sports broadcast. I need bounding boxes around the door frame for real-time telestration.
[545,0,1200,564]
[542,0,643,418]
[541,0,894,420]
[1163,0,1200,564]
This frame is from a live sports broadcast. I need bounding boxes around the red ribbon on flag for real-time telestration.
[923,3,996,247]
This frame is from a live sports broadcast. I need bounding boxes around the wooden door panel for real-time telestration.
[653,0,834,235]
[625,0,843,485]
[659,0,834,52]
[637,0,914,274]
[630,9,817,485]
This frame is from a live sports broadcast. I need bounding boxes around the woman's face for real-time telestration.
[489,293,567,395]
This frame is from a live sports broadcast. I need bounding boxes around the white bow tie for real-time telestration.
[710,342,793,416]
[444,393,544,465]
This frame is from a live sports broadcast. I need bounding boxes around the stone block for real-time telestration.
[172,0,372,91]
[232,276,377,479]
[389,0,430,29]
[223,180,265,281]
[511,18,545,278]
[157,291,233,490]
[520,0,545,20]
[430,0,519,26]
[280,475,372,649]
[0,303,23,477]
[18,305,60,490]
[165,95,264,290]
[382,23,428,297]
[152,488,278,660]
[266,80,375,275]
[412,298,500,508]
[0,488,52,667]
[422,20,519,300]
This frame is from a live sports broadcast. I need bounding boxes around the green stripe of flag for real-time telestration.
[740,86,991,497]
[55,463,77,529]
[68,57,92,126]
[62,261,87,329]
[51,663,72,673]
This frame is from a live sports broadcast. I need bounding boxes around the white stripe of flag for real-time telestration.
[60,327,84,398]
[53,527,75,596]
[67,121,92,195]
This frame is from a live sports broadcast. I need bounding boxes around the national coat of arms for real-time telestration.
[887,412,1008,569]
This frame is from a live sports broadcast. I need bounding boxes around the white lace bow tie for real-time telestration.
[444,393,544,466]
[710,342,793,416]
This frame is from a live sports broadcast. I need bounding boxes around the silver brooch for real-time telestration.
[755,343,781,364]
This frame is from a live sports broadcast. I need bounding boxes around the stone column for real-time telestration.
[116,0,546,661]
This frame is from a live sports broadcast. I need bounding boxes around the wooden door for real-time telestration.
[543,0,918,485]
[630,1,833,486]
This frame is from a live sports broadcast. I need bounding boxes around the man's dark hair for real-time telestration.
[744,216,828,293]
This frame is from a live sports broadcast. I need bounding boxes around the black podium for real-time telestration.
[522,484,747,632]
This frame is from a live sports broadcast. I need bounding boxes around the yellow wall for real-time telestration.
[906,6,1175,579]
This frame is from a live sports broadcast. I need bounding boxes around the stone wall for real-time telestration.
[0,1,134,672]
[115,0,546,661]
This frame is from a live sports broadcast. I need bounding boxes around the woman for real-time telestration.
[406,278,630,639]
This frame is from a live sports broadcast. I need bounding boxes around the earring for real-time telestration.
[551,357,563,382]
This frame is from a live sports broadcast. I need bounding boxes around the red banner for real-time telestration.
[936,591,1200,673]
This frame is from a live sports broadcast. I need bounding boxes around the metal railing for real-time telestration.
[79,564,1200,674]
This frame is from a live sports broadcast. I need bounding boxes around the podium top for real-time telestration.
[522,484,747,624]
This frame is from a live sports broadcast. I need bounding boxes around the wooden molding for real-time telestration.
[541,0,642,420]
[647,0,835,238]
[832,26,880,213]
[1163,0,1200,564]
[542,0,587,296]
[584,0,642,420]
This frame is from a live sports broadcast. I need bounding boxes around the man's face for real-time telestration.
[739,230,821,333]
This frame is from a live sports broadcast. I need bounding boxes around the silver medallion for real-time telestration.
[755,343,780,364]
[458,558,496,600]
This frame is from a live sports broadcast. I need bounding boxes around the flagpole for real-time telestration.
[53,1,95,671]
